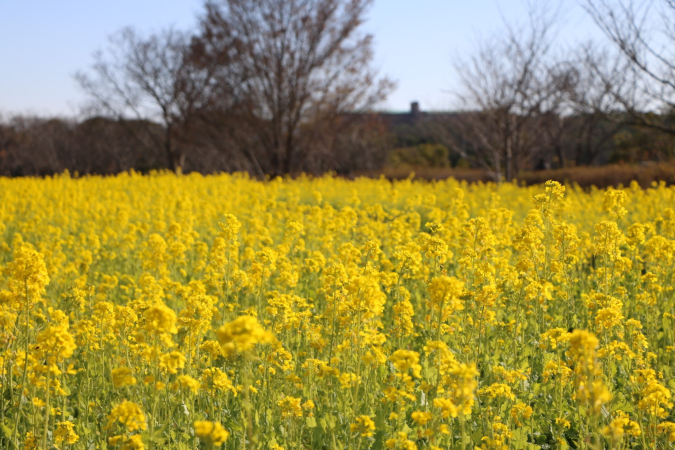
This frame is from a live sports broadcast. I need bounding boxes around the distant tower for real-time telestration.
[411,101,420,118]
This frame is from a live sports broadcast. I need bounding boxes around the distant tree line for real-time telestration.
[1,0,674,180]
[0,113,395,176]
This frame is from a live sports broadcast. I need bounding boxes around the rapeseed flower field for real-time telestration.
[1,172,674,449]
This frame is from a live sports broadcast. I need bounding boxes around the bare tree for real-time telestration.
[584,0,675,134]
[321,113,392,173]
[450,3,559,181]
[561,42,632,165]
[75,27,221,172]
[194,0,395,176]
[533,57,582,169]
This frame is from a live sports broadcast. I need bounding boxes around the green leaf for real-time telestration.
[0,421,13,441]
[511,428,539,449]
[371,431,386,450]
[0,423,16,450]
[151,418,172,440]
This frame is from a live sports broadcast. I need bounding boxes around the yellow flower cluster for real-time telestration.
[1,173,674,449]
[194,420,230,446]
[106,401,147,433]
[351,415,376,437]
[215,315,274,355]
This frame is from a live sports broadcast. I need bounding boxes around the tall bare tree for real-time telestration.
[562,42,632,165]
[75,27,221,172]
[450,3,559,181]
[584,0,675,134]
[195,0,395,176]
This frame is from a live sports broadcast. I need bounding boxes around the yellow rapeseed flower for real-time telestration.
[350,415,376,437]
[106,401,147,433]
[216,315,273,355]
[194,421,230,446]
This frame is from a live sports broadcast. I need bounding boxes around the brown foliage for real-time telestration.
[368,163,675,189]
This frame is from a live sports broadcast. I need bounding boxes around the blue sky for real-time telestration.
[0,0,604,116]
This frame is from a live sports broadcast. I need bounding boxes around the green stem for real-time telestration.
[42,369,51,450]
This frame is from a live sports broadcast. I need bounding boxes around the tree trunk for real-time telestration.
[169,150,184,173]
[505,138,513,182]
[284,134,294,175]
[165,125,183,173]
[556,143,565,169]
[494,151,502,183]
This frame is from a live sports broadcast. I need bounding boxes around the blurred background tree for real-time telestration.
[2,0,675,183]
